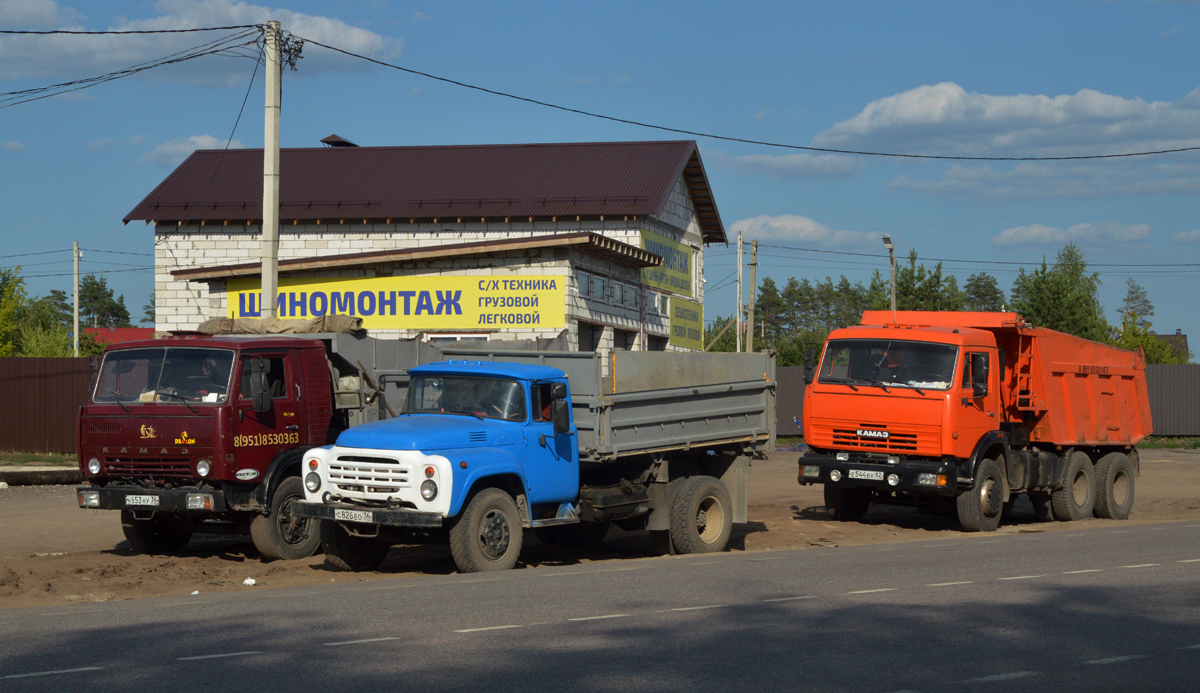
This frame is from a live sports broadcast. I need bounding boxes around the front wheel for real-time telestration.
[121,510,193,555]
[251,477,322,561]
[321,521,390,572]
[956,458,1004,532]
[824,485,870,522]
[670,476,734,554]
[449,488,523,573]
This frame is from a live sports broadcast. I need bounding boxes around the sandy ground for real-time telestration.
[1,449,1197,609]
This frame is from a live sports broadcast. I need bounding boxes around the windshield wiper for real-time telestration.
[821,378,859,391]
[155,390,199,413]
[443,409,485,420]
[100,387,131,412]
[854,377,891,393]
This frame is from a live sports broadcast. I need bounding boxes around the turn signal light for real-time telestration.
[424,466,436,478]
[307,459,319,471]
[78,490,100,508]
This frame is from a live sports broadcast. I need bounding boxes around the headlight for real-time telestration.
[835,452,849,462]
[420,479,438,501]
[305,472,321,493]
[186,493,214,510]
[887,473,900,487]
[196,459,211,477]
[78,490,100,508]
[829,469,842,483]
[87,458,101,475]
[802,465,821,478]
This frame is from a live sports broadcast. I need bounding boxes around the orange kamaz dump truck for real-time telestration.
[797,311,1152,531]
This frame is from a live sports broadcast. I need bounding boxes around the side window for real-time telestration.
[961,353,989,394]
[532,382,554,422]
[240,357,287,400]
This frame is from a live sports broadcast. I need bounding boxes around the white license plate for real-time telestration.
[334,508,374,523]
[125,494,160,507]
[848,469,885,481]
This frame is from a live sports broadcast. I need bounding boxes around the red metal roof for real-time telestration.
[124,140,726,244]
[85,327,156,345]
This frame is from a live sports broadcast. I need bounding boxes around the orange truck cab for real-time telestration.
[798,311,1152,532]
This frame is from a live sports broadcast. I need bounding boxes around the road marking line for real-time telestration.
[568,614,630,622]
[764,596,817,602]
[177,651,261,661]
[962,670,1038,683]
[1063,569,1103,574]
[689,561,720,565]
[1081,655,1146,665]
[1150,527,1169,531]
[927,581,972,587]
[1,667,103,680]
[848,588,897,594]
[544,571,584,576]
[1178,644,1200,650]
[670,605,728,612]
[324,637,400,647]
[1111,530,1132,534]
[1121,564,1159,569]
[998,575,1045,580]
[454,625,523,633]
[749,556,788,562]
[1178,559,1200,563]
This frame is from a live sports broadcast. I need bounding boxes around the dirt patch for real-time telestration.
[1,449,1197,610]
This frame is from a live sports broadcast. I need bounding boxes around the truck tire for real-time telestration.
[250,476,322,561]
[670,476,734,554]
[1052,451,1096,522]
[1093,452,1135,520]
[321,521,390,572]
[449,488,523,572]
[120,510,193,555]
[824,485,870,522]
[1030,492,1055,522]
[956,458,1004,532]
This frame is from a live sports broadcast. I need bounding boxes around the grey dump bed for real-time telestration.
[439,347,776,462]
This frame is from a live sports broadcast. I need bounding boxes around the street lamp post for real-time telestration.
[882,235,896,314]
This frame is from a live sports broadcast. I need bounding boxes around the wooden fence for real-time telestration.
[0,358,93,454]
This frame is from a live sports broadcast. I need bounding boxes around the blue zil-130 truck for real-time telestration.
[291,348,775,572]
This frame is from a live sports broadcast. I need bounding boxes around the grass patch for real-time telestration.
[1138,436,1200,450]
[0,451,78,467]
[777,435,805,448]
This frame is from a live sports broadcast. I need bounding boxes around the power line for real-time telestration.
[82,248,155,257]
[0,25,262,35]
[710,243,1200,268]
[0,249,70,259]
[298,35,1200,163]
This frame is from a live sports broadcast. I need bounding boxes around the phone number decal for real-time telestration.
[234,432,300,448]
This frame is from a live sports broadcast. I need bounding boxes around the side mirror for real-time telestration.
[551,398,570,435]
[551,382,568,400]
[803,346,815,385]
[970,353,989,399]
[972,382,986,398]
[249,359,271,413]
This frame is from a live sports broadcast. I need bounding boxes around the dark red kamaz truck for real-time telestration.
[75,329,421,558]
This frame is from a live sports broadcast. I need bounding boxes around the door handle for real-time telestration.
[286,425,299,431]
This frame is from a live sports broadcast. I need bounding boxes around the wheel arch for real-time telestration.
[960,431,1011,497]
[254,446,308,511]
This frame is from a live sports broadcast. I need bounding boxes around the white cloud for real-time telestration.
[814,82,1200,158]
[142,134,241,166]
[0,0,398,84]
[3,140,25,150]
[753,108,771,122]
[889,160,1200,199]
[1171,229,1200,244]
[990,220,1152,248]
[709,149,860,179]
[730,214,873,245]
[85,137,114,150]
[0,0,77,28]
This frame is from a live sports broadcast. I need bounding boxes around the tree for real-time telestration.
[703,315,737,353]
[1111,313,1191,364]
[0,267,28,356]
[141,292,156,326]
[79,274,131,328]
[1118,278,1153,330]
[963,272,1006,312]
[867,250,965,311]
[1010,243,1109,342]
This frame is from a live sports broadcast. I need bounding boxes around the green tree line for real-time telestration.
[0,267,139,357]
[705,242,1192,366]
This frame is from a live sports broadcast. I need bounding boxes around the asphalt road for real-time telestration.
[2,519,1198,692]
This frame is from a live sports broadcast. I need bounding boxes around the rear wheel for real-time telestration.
[1052,451,1096,521]
[449,488,523,573]
[121,510,193,555]
[956,458,1004,532]
[824,485,870,522]
[251,477,322,561]
[1093,452,1135,520]
[321,521,390,572]
[669,476,733,554]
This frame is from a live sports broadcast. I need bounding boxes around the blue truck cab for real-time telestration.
[294,360,581,572]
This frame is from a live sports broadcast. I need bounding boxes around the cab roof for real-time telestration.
[101,334,327,352]
[410,360,567,381]
[830,323,997,347]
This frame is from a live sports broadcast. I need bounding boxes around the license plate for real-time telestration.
[334,508,374,523]
[848,469,885,481]
[125,494,160,507]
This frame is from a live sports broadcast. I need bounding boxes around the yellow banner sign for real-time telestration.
[227,275,565,330]
[640,230,693,297]
[669,297,703,350]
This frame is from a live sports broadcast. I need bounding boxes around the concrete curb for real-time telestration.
[0,467,82,486]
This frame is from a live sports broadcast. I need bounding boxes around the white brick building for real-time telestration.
[125,140,726,351]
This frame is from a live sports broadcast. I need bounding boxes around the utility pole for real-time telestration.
[882,234,896,315]
[746,240,757,353]
[736,231,743,353]
[72,241,80,357]
[261,20,281,320]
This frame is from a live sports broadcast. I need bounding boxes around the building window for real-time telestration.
[578,272,591,298]
[613,282,624,306]
[648,336,668,351]
[593,276,606,303]
[613,329,636,351]
[577,322,601,352]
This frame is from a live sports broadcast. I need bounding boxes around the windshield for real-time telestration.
[818,339,958,391]
[405,375,527,422]
[93,347,236,405]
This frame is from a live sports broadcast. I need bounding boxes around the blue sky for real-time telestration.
[1,0,1198,346]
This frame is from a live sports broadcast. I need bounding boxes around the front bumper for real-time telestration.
[797,451,959,497]
[76,485,228,512]
[291,500,443,529]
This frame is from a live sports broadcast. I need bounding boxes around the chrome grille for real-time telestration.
[831,428,919,452]
[106,458,192,476]
[330,454,411,495]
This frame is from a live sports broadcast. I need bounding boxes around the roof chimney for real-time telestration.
[1177,329,1183,335]
[320,134,358,148]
